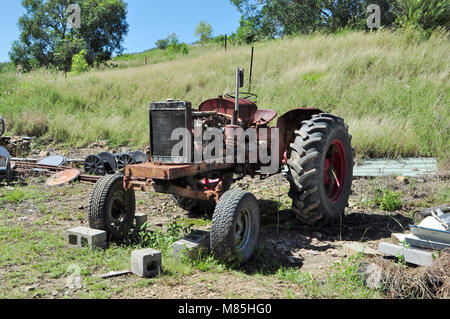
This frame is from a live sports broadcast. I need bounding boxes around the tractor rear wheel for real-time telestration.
[88,174,136,241]
[286,113,354,225]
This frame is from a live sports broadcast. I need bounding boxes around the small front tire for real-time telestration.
[88,174,136,241]
[210,189,260,264]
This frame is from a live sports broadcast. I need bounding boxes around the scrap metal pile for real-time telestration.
[2,151,149,187]
[379,205,450,266]
[0,111,148,186]
[0,117,148,186]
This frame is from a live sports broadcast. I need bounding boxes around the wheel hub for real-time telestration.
[324,139,346,203]
[109,191,128,227]
[235,208,251,251]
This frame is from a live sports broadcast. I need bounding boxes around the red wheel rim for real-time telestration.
[324,139,346,203]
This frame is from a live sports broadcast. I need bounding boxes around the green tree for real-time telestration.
[9,0,128,71]
[236,16,261,44]
[70,49,89,74]
[159,33,189,56]
[230,0,401,36]
[167,33,180,47]
[155,38,169,50]
[179,43,189,55]
[230,0,326,37]
[54,36,87,73]
[395,0,449,31]
[195,20,213,46]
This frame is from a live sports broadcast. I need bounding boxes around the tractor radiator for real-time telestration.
[149,100,192,163]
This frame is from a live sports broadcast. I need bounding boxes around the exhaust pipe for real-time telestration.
[232,68,244,126]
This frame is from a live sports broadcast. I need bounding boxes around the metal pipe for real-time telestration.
[235,68,240,111]
[11,158,37,162]
[232,68,240,126]
[11,157,84,163]
[249,47,254,93]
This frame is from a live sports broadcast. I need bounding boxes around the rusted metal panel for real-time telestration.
[46,169,81,186]
[276,108,323,163]
[254,109,278,125]
[124,162,233,180]
[124,179,218,201]
[353,158,438,177]
[199,97,257,126]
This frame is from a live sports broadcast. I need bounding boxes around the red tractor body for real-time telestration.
[89,69,354,264]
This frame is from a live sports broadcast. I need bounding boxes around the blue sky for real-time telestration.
[0,0,242,62]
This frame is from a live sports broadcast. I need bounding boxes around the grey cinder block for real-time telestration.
[343,243,381,257]
[64,226,107,249]
[134,213,148,231]
[172,230,210,258]
[378,242,435,266]
[131,248,162,278]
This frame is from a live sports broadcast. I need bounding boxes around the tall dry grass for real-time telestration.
[0,30,448,161]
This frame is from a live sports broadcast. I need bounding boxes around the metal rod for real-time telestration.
[249,46,254,93]
[232,68,240,126]
[11,158,37,162]
[67,159,85,163]
[11,157,84,163]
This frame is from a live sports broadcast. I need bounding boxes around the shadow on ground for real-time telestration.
[237,199,414,275]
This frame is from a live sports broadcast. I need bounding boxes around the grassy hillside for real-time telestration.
[0,30,448,162]
[111,43,221,69]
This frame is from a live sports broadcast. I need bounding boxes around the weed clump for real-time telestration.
[375,188,403,211]
[135,222,191,253]
[367,250,450,299]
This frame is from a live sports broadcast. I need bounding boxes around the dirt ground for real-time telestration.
[1,144,449,299]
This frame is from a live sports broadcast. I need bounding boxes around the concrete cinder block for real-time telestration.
[378,242,435,266]
[64,226,107,249]
[131,248,162,278]
[134,213,148,231]
[172,230,210,258]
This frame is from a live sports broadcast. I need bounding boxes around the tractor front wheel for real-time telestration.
[210,189,260,264]
[286,113,354,225]
[88,174,136,241]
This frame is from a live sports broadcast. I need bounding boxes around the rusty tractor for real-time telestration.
[88,68,354,264]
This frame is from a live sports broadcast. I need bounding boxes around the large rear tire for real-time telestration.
[286,113,354,225]
[88,174,136,241]
[210,189,260,264]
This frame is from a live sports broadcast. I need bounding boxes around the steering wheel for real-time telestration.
[224,92,258,102]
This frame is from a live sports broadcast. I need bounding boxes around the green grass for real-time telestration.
[0,225,133,298]
[0,186,43,204]
[275,255,380,299]
[111,43,218,69]
[0,30,448,161]
[0,221,206,298]
[0,196,382,299]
